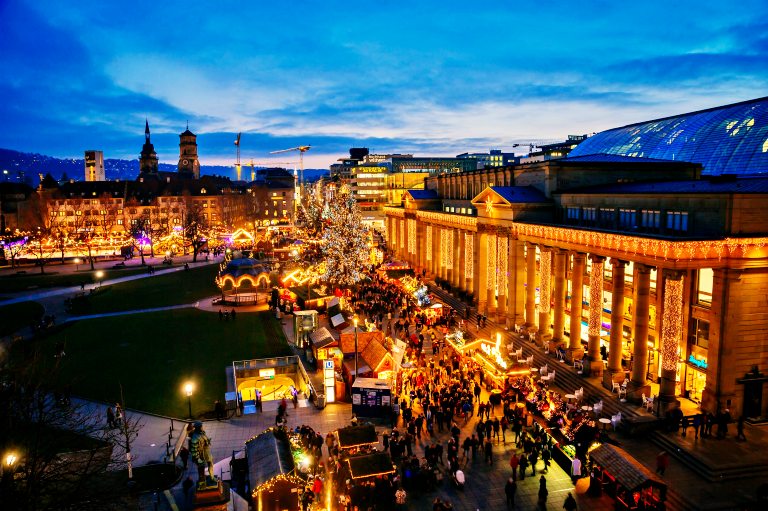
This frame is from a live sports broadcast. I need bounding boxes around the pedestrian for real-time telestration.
[692,413,701,439]
[737,415,746,441]
[681,415,689,437]
[538,475,549,509]
[655,450,669,475]
[106,406,115,429]
[563,492,577,511]
[484,437,493,465]
[509,452,519,481]
[231,308,236,320]
[182,476,194,499]
[219,309,223,320]
[505,476,517,508]
[541,445,551,473]
[570,456,581,482]
[179,446,190,469]
[395,486,407,510]
[519,453,528,480]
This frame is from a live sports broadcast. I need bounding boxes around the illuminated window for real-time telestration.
[665,211,688,232]
[697,268,713,306]
[76,210,82,216]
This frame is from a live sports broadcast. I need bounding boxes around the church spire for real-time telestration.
[145,119,150,142]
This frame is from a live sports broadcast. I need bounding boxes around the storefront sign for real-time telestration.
[688,353,708,369]
[317,348,327,360]
[258,368,275,378]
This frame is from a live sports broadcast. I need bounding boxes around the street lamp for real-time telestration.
[184,381,194,419]
[95,270,104,288]
[74,257,81,271]
[5,453,16,469]
[353,317,359,382]
[3,452,17,481]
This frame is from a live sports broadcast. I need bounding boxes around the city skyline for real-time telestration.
[1,0,767,168]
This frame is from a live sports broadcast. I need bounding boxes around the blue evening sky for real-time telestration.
[1,0,767,168]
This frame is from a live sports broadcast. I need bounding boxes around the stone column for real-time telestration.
[485,232,497,315]
[538,248,552,344]
[604,258,628,387]
[496,235,508,322]
[568,253,585,359]
[628,263,653,400]
[659,269,684,412]
[509,238,526,328]
[525,242,537,328]
[475,231,488,312]
[586,255,605,376]
[552,249,567,346]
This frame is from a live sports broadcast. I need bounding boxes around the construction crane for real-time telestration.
[270,145,311,198]
[512,142,540,153]
[234,133,242,180]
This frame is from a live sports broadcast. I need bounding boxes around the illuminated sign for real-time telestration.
[258,368,275,378]
[688,354,708,370]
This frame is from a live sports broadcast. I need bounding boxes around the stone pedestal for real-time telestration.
[194,480,230,509]
[585,358,604,378]
[626,381,652,403]
[602,370,625,389]
[566,347,584,363]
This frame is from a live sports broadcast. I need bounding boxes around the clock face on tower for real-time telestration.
[182,159,189,166]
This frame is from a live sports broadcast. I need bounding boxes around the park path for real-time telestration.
[0,258,220,308]
[61,302,200,322]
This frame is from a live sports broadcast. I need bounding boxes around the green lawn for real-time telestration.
[0,266,152,293]
[0,301,45,337]
[22,309,292,418]
[71,265,220,315]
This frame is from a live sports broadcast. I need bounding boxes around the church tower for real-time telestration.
[139,120,159,175]
[178,123,200,179]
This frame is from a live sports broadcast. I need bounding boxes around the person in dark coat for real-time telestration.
[505,477,517,508]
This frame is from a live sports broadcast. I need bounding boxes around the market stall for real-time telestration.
[346,451,396,480]
[351,378,393,419]
[336,425,379,453]
[588,444,667,510]
[309,327,341,369]
[247,429,305,511]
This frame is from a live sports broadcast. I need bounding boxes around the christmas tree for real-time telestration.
[318,185,371,286]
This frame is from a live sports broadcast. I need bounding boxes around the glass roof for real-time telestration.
[568,97,768,175]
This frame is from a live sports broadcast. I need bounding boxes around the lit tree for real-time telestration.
[0,235,28,268]
[319,185,370,287]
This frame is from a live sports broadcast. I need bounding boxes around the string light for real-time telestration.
[539,249,551,314]
[407,219,416,255]
[588,257,604,337]
[487,233,497,291]
[661,273,684,372]
[446,229,453,269]
[399,219,404,252]
[425,226,432,261]
[497,235,508,292]
[465,233,474,278]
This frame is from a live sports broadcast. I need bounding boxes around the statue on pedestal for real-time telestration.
[188,421,216,489]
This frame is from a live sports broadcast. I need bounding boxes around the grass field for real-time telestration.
[0,301,45,337]
[22,308,292,417]
[0,266,155,293]
[71,264,220,315]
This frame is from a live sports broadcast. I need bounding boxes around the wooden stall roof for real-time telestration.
[340,331,384,355]
[245,430,294,490]
[346,451,396,480]
[590,444,666,492]
[310,327,337,349]
[361,339,393,373]
[336,425,378,449]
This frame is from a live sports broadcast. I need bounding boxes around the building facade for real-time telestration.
[385,98,768,421]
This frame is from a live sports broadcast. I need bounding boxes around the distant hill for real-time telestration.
[0,148,328,185]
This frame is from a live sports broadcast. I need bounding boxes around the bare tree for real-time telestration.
[0,355,143,511]
[1,234,29,268]
[183,200,209,262]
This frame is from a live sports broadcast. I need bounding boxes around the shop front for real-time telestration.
[589,444,666,511]
[684,346,708,404]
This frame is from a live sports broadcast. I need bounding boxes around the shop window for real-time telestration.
[697,268,713,306]
[690,318,710,350]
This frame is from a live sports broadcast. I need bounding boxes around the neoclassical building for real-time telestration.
[385,97,768,420]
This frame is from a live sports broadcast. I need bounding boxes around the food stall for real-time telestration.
[309,327,341,369]
[588,444,667,510]
[336,425,379,453]
[247,429,306,511]
[445,332,531,383]
[351,378,393,419]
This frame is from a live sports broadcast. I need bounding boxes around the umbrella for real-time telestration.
[574,476,591,494]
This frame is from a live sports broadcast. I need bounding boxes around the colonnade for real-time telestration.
[385,214,684,408]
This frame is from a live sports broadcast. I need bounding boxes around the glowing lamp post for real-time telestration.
[95,270,104,288]
[353,317,359,382]
[184,382,194,419]
[74,257,81,271]
[3,452,17,483]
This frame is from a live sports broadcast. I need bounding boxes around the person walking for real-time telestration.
[509,452,519,481]
[563,492,577,511]
[737,415,747,441]
[395,486,407,510]
[692,413,701,440]
[538,475,549,510]
[656,450,669,475]
[484,438,493,465]
[518,453,528,480]
[505,477,517,508]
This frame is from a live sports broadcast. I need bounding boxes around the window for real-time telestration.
[566,207,580,221]
[76,210,82,216]
[690,318,710,350]
[619,208,636,229]
[583,208,596,222]
[599,208,615,227]
[117,219,123,225]
[666,211,689,232]
[641,209,660,231]
[697,268,713,305]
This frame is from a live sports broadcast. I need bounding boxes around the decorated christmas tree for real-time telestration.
[319,185,371,286]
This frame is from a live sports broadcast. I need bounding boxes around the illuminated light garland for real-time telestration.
[587,257,604,337]
[497,235,508,292]
[446,229,453,270]
[425,226,432,261]
[399,219,405,250]
[407,219,416,255]
[539,249,551,313]
[487,234,497,290]
[465,233,474,278]
[660,274,684,372]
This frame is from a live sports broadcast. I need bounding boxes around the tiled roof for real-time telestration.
[346,452,396,479]
[561,176,768,195]
[361,339,392,372]
[246,430,294,488]
[336,425,378,448]
[339,330,384,355]
[563,153,683,164]
[489,186,550,203]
